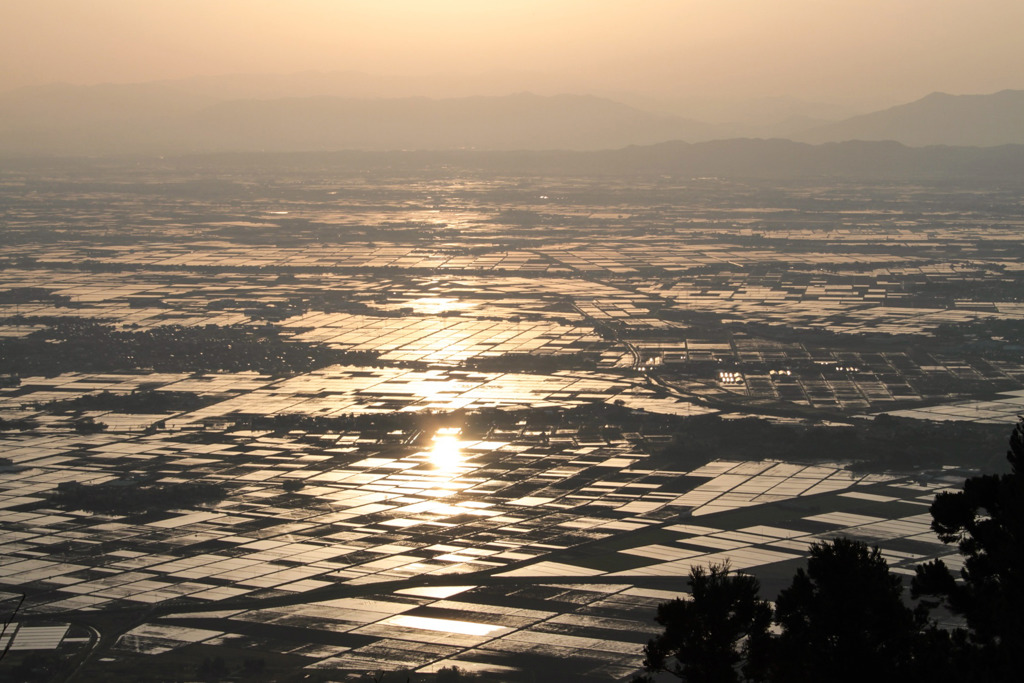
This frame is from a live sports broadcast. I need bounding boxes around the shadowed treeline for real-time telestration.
[636,419,1024,683]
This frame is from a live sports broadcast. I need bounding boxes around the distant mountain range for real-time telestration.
[0,88,714,155]
[1,77,1023,155]
[83,140,1018,183]
[584,139,1024,179]
[796,90,1024,147]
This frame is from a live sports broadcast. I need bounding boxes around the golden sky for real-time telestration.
[3,0,1023,105]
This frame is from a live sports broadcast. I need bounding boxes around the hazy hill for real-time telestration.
[121,139,1024,183]
[0,85,716,154]
[796,90,1024,147]
[181,94,716,152]
[598,139,1024,179]
[462,139,1024,180]
[3,76,1024,155]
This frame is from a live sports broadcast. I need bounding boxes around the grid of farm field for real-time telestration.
[1,156,1022,681]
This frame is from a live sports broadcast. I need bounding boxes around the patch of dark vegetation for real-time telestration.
[33,389,215,414]
[0,315,108,328]
[436,666,477,682]
[207,294,392,319]
[229,403,1010,471]
[8,651,69,683]
[236,409,465,437]
[231,402,688,442]
[0,416,38,431]
[0,321,380,376]
[48,479,228,514]
[72,415,107,433]
[463,352,599,372]
[934,318,1024,348]
[656,413,1010,472]
[0,287,71,306]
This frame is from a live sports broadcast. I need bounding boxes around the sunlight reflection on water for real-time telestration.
[428,427,464,472]
[388,614,504,636]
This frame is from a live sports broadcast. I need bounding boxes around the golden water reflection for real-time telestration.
[406,296,477,315]
[387,614,505,637]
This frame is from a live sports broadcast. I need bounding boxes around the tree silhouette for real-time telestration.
[913,417,1024,679]
[196,656,228,681]
[636,420,1024,682]
[637,563,772,682]
[771,538,922,683]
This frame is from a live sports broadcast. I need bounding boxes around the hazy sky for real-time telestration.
[4,0,1023,106]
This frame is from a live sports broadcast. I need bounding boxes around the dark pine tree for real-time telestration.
[913,417,1024,680]
[771,538,922,683]
[637,562,772,683]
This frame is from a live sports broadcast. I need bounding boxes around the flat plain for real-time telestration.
[1,156,1022,680]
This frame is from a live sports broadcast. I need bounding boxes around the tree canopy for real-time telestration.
[913,418,1024,679]
[637,418,1024,683]
[639,563,771,683]
[772,538,921,682]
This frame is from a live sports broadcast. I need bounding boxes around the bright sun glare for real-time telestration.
[428,427,463,471]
